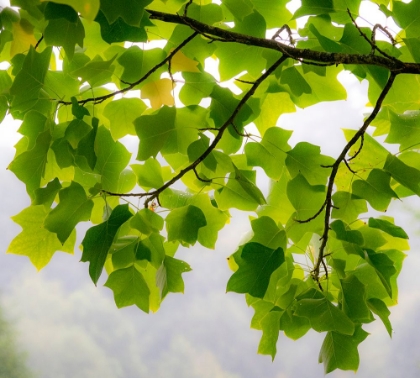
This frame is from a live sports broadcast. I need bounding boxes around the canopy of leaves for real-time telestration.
[3,0,418,373]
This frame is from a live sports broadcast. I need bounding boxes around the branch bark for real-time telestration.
[146,10,420,74]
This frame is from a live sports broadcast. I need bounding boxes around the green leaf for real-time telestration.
[156,256,192,299]
[95,10,147,44]
[331,220,364,245]
[186,3,223,25]
[341,275,371,323]
[44,181,93,243]
[81,204,132,284]
[385,110,420,151]
[103,97,146,140]
[279,308,311,340]
[44,5,85,60]
[245,127,291,180]
[215,12,266,80]
[8,205,75,270]
[135,106,176,160]
[250,216,287,250]
[118,46,166,85]
[287,173,325,222]
[130,208,164,236]
[258,308,282,360]
[227,242,285,298]
[364,249,397,298]
[136,233,165,268]
[188,194,230,249]
[253,92,296,136]
[10,46,51,115]
[71,97,90,120]
[286,142,334,185]
[319,327,369,374]
[75,119,97,171]
[166,205,207,245]
[131,158,165,190]
[295,297,355,335]
[352,169,398,211]
[250,0,293,29]
[368,218,408,239]
[384,154,420,196]
[42,0,100,21]
[280,66,312,96]
[393,0,420,38]
[94,126,131,192]
[215,167,266,211]
[72,55,116,87]
[33,178,62,207]
[104,265,150,312]
[367,298,392,337]
[331,191,368,223]
[179,71,216,106]
[222,0,253,20]
[99,0,152,26]
[8,130,51,197]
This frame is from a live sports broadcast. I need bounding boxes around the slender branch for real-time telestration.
[34,35,44,50]
[103,55,288,207]
[56,32,198,105]
[346,9,398,62]
[146,10,420,73]
[311,72,397,284]
[295,201,327,224]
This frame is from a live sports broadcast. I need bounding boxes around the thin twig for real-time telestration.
[346,9,398,62]
[34,35,44,50]
[311,72,397,285]
[183,0,193,17]
[56,32,198,105]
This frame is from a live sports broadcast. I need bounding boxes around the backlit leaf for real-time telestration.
[44,181,93,243]
[104,265,150,312]
[140,78,174,109]
[227,242,285,298]
[8,205,75,270]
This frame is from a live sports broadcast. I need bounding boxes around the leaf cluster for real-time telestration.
[3,0,420,373]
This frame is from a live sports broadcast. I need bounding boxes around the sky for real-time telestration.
[1,1,420,377]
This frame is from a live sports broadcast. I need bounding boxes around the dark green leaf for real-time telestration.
[227,242,285,298]
[367,298,392,337]
[295,297,355,335]
[81,204,132,284]
[166,205,207,245]
[368,218,408,239]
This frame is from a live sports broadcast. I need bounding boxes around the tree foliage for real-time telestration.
[3,0,419,373]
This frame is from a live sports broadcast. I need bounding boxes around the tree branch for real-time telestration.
[146,10,420,73]
[102,54,288,207]
[56,31,198,105]
[311,72,397,285]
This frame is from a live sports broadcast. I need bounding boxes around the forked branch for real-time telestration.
[102,55,288,207]
[311,72,397,284]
